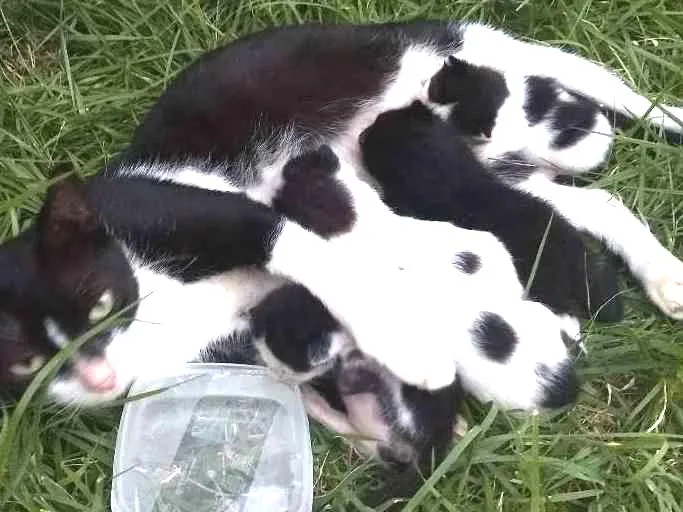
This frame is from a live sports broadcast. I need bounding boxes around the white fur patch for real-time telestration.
[48,264,285,404]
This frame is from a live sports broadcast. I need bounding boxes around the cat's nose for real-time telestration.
[74,357,117,392]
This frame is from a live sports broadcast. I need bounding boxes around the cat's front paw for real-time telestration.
[644,255,683,320]
[456,300,579,410]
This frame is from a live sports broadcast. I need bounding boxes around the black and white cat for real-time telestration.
[0,20,681,479]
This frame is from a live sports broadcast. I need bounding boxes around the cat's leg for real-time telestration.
[516,173,683,319]
[453,298,580,409]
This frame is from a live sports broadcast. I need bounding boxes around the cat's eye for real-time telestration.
[89,289,115,323]
[9,355,46,377]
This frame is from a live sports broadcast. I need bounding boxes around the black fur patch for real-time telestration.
[200,330,260,366]
[123,23,421,170]
[538,361,579,408]
[86,175,283,282]
[551,97,598,148]
[488,151,537,183]
[585,250,624,322]
[524,76,558,125]
[428,56,509,138]
[249,283,342,373]
[453,251,481,274]
[472,312,518,363]
[274,145,356,238]
[337,357,384,395]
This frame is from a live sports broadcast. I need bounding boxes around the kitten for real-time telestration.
[359,99,622,321]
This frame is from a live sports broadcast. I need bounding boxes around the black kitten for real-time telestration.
[360,100,622,321]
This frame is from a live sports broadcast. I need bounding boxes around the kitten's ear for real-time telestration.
[446,56,469,73]
[37,176,104,258]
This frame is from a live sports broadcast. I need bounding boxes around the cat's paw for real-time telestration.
[456,300,579,410]
[644,256,683,320]
[336,350,385,395]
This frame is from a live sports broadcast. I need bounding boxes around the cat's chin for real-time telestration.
[47,374,133,407]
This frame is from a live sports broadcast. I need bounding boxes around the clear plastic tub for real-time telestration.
[111,363,313,512]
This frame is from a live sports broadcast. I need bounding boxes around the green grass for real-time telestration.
[1,0,682,510]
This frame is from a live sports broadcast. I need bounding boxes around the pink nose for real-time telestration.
[74,358,117,392]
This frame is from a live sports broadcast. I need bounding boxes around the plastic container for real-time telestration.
[111,363,313,512]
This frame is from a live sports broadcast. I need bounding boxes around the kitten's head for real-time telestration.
[0,177,138,404]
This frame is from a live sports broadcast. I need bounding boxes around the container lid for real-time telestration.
[111,363,313,512]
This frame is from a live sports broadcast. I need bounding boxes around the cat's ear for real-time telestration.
[36,176,105,262]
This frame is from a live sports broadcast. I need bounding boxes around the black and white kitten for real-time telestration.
[0,20,681,477]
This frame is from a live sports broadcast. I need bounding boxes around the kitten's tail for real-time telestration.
[456,23,683,140]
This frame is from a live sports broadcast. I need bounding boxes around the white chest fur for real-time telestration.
[105,265,286,380]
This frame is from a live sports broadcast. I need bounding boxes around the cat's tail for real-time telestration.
[455,22,683,141]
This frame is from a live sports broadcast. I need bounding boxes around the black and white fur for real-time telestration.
[360,98,623,322]
[1,20,682,485]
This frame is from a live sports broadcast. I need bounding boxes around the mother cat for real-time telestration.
[1,20,682,491]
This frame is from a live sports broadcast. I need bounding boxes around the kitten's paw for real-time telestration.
[645,258,683,320]
[336,350,385,395]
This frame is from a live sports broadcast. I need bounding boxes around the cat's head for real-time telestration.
[0,177,138,404]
